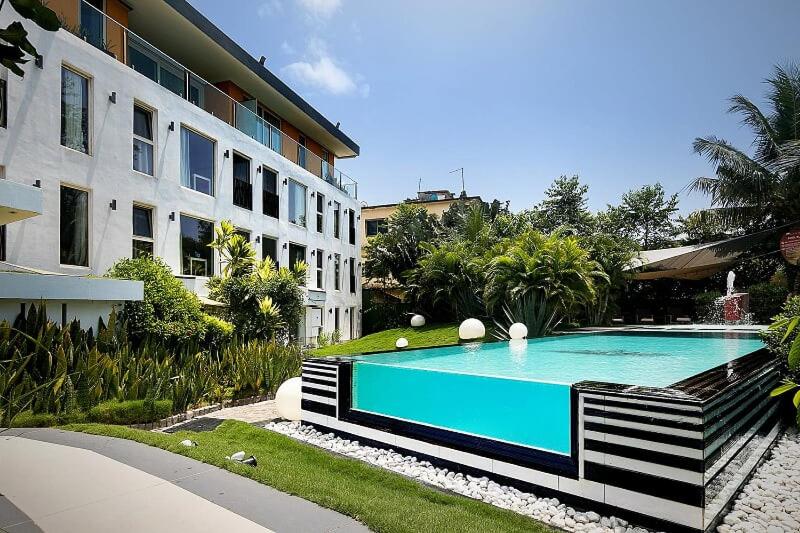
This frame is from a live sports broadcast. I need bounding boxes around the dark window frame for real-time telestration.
[132,204,154,258]
[232,152,253,210]
[132,103,155,175]
[262,166,279,218]
[180,214,215,277]
[59,185,89,267]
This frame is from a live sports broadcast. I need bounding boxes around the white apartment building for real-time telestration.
[0,0,362,342]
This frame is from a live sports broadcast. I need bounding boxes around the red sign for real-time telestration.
[780,229,800,265]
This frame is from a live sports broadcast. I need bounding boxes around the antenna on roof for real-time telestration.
[259,56,267,65]
[335,121,340,128]
[418,177,422,192]
[450,167,465,196]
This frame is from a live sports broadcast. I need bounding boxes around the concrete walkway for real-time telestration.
[0,428,369,533]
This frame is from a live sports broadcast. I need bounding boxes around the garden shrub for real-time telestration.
[762,296,800,379]
[747,282,789,324]
[88,399,172,425]
[9,411,87,427]
[105,256,207,344]
[202,314,235,347]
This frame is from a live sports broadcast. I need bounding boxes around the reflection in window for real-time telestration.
[60,185,89,266]
[262,235,278,266]
[180,127,215,196]
[262,167,279,218]
[61,67,89,153]
[132,205,154,257]
[128,36,185,97]
[80,0,104,50]
[333,201,341,239]
[289,243,306,285]
[232,153,252,210]
[133,104,154,175]
[180,215,214,276]
[365,218,388,236]
[288,179,306,226]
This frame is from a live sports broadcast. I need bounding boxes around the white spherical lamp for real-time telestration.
[410,314,426,327]
[396,337,409,348]
[275,377,302,421]
[509,322,528,340]
[459,318,485,341]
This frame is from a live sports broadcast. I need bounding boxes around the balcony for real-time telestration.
[71,0,358,199]
[0,180,43,225]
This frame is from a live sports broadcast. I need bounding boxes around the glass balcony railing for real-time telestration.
[71,0,358,199]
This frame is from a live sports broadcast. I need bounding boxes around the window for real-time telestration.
[365,218,388,236]
[236,228,250,242]
[60,185,89,266]
[316,193,325,233]
[288,179,306,226]
[333,253,341,291]
[262,167,279,218]
[258,106,282,153]
[128,35,185,98]
[180,127,215,196]
[132,205,154,257]
[133,104,154,175]
[334,308,340,332]
[289,243,306,285]
[232,153,252,210]
[262,235,278,265]
[349,257,356,294]
[348,209,356,245]
[80,0,104,50]
[315,249,324,289]
[180,215,214,276]
[322,149,332,182]
[298,135,307,169]
[333,201,341,239]
[0,79,7,128]
[61,67,90,154]
[0,225,6,261]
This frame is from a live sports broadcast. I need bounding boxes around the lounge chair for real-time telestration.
[639,316,655,325]
[676,316,692,325]
[611,317,624,325]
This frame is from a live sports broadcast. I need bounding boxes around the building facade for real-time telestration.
[0,0,362,343]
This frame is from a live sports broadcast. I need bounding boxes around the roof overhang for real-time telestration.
[0,180,43,225]
[124,0,359,158]
[0,268,143,301]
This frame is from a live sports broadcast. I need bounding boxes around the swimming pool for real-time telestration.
[300,329,780,532]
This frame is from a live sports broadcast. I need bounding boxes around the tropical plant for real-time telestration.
[209,220,256,277]
[405,240,484,321]
[363,202,439,285]
[484,231,607,336]
[581,233,638,325]
[0,0,60,77]
[691,63,800,249]
[208,257,304,340]
[767,298,800,424]
[105,256,208,344]
[748,281,789,324]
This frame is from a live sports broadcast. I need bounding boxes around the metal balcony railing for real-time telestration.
[71,0,358,199]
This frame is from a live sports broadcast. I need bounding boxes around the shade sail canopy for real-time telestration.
[627,232,773,280]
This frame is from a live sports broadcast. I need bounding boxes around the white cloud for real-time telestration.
[257,0,283,17]
[281,38,368,97]
[280,41,295,55]
[296,0,341,19]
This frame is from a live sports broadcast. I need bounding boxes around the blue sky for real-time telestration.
[189,0,799,214]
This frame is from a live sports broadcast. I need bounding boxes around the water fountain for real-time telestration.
[699,270,754,325]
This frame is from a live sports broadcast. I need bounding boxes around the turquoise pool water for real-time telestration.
[350,332,764,454]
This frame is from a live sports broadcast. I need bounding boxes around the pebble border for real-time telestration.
[265,421,656,533]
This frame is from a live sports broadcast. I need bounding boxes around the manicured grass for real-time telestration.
[312,323,467,356]
[64,421,551,533]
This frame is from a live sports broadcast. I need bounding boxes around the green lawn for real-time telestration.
[64,421,551,533]
[312,323,467,356]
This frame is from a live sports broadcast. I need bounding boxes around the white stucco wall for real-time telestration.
[0,14,362,340]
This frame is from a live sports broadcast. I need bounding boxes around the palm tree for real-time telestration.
[209,220,256,277]
[691,64,800,230]
[484,231,608,336]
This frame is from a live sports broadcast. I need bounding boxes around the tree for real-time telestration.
[529,175,595,235]
[581,233,638,325]
[483,231,607,336]
[363,202,439,285]
[691,63,800,231]
[614,183,679,249]
[209,220,256,277]
[677,211,733,245]
[0,0,60,77]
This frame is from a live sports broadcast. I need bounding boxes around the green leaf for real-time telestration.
[9,0,61,32]
[794,390,800,409]
[789,334,800,370]
[770,381,798,397]
[782,316,800,343]
[0,22,36,56]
